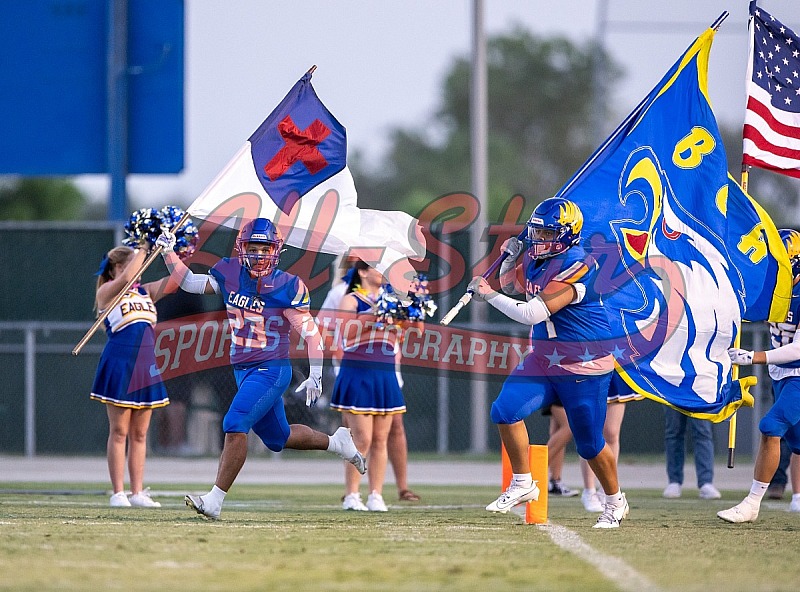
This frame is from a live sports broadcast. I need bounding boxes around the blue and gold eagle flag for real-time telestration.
[557,18,792,421]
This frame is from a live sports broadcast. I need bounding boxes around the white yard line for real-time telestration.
[538,523,663,592]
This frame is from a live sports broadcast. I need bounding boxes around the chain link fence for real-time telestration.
[0,222,773,461]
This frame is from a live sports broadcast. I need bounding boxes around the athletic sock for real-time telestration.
[511,473,533,488]
[205,485,227,507]
[326,433,341,454]
[605,490,624,506]
[745,480,769,505]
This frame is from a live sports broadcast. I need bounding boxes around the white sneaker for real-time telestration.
[717,499,759,523]
[790,498,800,513]
[581,489,604,512]
[699,483,721,500]
[342,492,368,511]
[486,481,540,513]
[549,479,579,497]
[129,488,161,508]
[663,482,682,498]
[366,491,388,512]
[109,491,131,507]
[593,493,629,529]
[185,494,221,520]
[330,427,367,475]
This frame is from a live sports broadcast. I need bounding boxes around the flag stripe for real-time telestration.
[744,94,800,150]
[742,152,800,179]
[743,123,800,161]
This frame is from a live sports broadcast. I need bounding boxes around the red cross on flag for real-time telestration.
[187,70,426,294]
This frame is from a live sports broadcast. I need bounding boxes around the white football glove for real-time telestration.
[155,231,177,252]
[501,237,524,262]
[727,347,754,365]
[467,276,493,301]
[296,365,323,407]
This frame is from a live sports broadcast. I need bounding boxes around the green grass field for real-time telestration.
[1,484,798,592]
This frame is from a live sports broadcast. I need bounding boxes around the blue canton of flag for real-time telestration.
[248,73,347,214]
[557,18,792,421]
[743,1,800,177]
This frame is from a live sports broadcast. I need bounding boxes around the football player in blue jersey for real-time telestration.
[468,197,629,528]
[157,218,366,520]
[719,228,800,522]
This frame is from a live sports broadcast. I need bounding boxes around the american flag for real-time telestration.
[742,2,800,178]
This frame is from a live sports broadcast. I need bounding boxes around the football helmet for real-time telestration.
[235,218,283,277]
[526,197,583,259]
[779,228,800,278]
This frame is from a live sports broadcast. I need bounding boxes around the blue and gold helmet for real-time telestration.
[526,197,583,259]
[236,218,284,277]
[779,228,800,278]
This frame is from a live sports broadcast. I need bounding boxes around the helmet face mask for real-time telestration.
[236,218,284,277]
[526,197,583,260]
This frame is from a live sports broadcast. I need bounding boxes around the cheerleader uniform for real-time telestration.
[330,292,406,415]
[606,373,644,404]
[90,285,169,408]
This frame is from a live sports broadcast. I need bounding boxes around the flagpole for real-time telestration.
[439,227,528,326]
[71,211,192,356]
[726,164,751,468]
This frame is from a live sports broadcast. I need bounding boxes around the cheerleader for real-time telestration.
[331,261,406,512]
[90,245,170,508]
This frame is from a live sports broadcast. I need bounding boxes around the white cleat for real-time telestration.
[342,492,368,511]
[109,491,131,507]
[330,427,367,475]
[790,498,800,513]
[486,481,540,513]
[593,493,629,529]
[129,488,161,508]
[185,494,221,520]
[367,491,388,512]
[662,483,682,498]
[717,500,759,523]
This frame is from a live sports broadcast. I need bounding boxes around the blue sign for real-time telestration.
[0,0,184,174]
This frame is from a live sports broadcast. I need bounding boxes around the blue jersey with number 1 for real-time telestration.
[209,258,310,366]
[523,245,612,370]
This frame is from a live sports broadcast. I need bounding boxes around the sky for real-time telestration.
[75,0,793,212]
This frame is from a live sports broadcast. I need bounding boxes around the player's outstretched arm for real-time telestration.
[156,232,218,295]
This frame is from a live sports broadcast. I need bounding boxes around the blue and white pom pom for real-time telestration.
[122,208,162,250]
[122,205,199,259]
[375,275,437,327]
[406,275,437,321]
[160,205,199,259]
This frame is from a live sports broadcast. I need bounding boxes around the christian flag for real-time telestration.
[742,2,800,178]
[187,70,426,293]
[557,17,792,421]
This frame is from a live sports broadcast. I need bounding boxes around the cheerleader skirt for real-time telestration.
[330,359,406,415]
[90,340,169,409]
